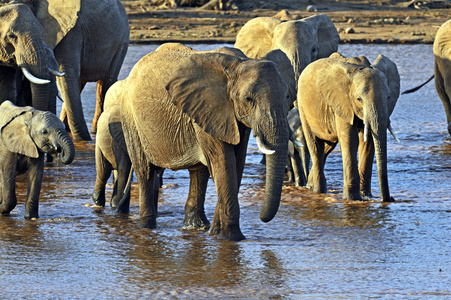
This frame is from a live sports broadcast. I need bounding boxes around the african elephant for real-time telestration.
[118,43,289,241]
[235,12,340,83]
[297,53,400,202]
[0,0,130,141]
[92,80,163,214]
[0,100,75,219]
[91,80,133,213]
[433,19,451,135]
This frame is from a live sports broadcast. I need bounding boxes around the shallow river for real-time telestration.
[1,44,450,299]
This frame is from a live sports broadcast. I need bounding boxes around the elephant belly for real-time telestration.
[133,101,207,171]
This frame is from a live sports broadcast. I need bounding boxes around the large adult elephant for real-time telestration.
[118,43,289,241]
[297,54,399,202]
[235,12,340,83]
[0,0,130,141]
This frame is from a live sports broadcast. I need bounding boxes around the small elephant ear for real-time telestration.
[166,53,242,145]
[316,59,356,125]
[302,14,339,59]
[263,49,296,108]
[371,55,400,116]
[0,101,38,158]
[35,0,81,49]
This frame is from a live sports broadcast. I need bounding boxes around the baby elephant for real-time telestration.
[0,100,75,219]
[92,81,133,213]
[91,81,161,213]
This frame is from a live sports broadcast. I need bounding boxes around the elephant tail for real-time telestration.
[401,74,434,94]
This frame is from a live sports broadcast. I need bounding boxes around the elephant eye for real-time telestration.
[357,96,363,103]
[245,96,253,103]
[41,129,49,135]
[7,32,17,41]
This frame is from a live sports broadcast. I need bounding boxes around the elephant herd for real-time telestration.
[0,0,450,241]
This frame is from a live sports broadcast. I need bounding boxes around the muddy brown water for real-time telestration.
[1,44,450,299]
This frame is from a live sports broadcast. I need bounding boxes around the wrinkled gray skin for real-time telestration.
[0,100,75,219]
[0,4,61,112]
[297,54,399,202]
[119,43,289,241]
[91,81,161,214]
[235,13,339,83]
[0,0,130,141]
[286,107,309,186]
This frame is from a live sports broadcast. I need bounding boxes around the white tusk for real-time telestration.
[256,136,275,155]
[388,124,400,143]
[49,68,65,77]
[21,67,50,84]
[364,123,369,142]
[293,139,304,148]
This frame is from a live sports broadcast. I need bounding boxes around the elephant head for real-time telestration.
[0,0,76,110]
[166,52,290,223]
[0,3,66,110]
[0,100,75,164]
[235,13,339,82]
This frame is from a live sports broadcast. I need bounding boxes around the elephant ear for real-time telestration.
[317,59,356,125]
[35,0,81,49]
[330,52,371,67]
[235,17,282,59]
[371,55,400,116]
[166,53,242,145]
[0,101,38,158]
[302,14,339,59]
[263,49,296,108]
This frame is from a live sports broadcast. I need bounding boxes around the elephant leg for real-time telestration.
[358,133,374,199]
[136,166,158,229]
[435,62,451,134]
[25,157,45,219]
[183,166,210,230]
[200,136,244,241]
[0,166,17,216]
[336,122,361,200]
[60,81,87,132]
[303,124,327,193]
[92,147,112,207]
[57,74,91,141]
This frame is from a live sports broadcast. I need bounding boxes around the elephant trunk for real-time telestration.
[53,131,75,165]
[257,117,289,222]
[30,82,49,111]
[369,118,391,202]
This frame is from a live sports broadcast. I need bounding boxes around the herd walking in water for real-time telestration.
[0,0,450,241]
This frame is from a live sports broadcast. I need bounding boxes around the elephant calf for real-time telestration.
[0,101,75,219]
[92,81,161,214]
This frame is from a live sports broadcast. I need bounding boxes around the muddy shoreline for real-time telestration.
[123,0,449,45]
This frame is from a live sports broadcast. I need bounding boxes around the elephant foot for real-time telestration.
[138,217,157,229]
[92,191,106,207]
[183,213,210,230]
[116,205,130,214]
[25,212,39,219]
[342,192,362,201]
[383,196,396,202]
[209,225,246,241]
